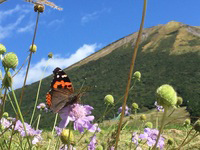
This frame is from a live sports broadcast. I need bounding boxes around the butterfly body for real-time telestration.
[46,67,79,113]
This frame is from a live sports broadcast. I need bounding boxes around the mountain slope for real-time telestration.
[9,21,200,128]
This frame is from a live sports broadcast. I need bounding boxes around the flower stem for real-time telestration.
[114,0,147,149]
[10,87,32,149]
[47,113,58,150]
[36,114,41,130]
[30,58,50,125]
[19,11,40,107]
[152,107,168,150]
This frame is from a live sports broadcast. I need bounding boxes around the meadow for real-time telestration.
[0,1,200,150]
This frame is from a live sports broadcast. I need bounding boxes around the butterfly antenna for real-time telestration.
[78,78,87,94]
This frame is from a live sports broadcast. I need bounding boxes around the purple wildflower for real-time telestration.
[0,118,11,129]
[55,126,63,136]
[37,103,48,112]
[110,146,115,150]
[59,104,100,133]
[139,128,164,149]
[14,120,42,144]
[118,105,130,116]
[154,101,164,112]
[32,135,42,145]
[88,134,97,150]
[132,132,139,145]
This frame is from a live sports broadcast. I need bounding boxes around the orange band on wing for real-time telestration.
[53,80,72,89]
[46,93,52,107]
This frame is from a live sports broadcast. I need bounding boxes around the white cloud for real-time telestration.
[13,44,99,89]
[48,18,64,27]
[81,8,111,24]
[0,15,25,40]
[17,22,35,33]
[0,4,32,40]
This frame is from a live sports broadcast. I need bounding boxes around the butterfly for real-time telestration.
[46,67,81,113]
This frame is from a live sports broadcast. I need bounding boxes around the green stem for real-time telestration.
[177,128,195,150]
[114,0,147,149]
[152,107,168,150]
[30,58,50,125]
[7,93,17,115]
[156,111,158,129]
[36,114,41,130]
[47,113,58,150]
[19,11,40,107]
[10,86,32,149]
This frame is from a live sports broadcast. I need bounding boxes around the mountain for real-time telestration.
[9,21,200,128]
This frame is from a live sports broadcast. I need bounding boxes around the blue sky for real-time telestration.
[0,0,200,88]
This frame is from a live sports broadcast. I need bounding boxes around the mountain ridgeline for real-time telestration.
[10,21,200,128]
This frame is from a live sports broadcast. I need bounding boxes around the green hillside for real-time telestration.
[7,21,200,129]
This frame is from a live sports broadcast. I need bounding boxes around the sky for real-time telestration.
[0,0,200,89]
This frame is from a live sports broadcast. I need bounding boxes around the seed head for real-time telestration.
[144,122,153,128]
[132,103,139,110]
[177,96,183,106]
[29,44,37,53]
[0,44,6,54]
[194,120,200,132]
[184,118,191,127]
[140,114,146,121]
[156,84,177,108]
[2,52,18,70]
[104,94,114,105]
[34,4,45,13]
[48,52,53,58]
[2,112,9,119]
[167,138,174,145]
[60,129,74,145]
[133,71,141,81]
[96,145,103,150]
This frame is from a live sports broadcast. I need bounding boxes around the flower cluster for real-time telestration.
[88,134,97,150]
[139,128,165,149]
[14,120,42,145]
[0,117,12,130]
[58,104,100,133]
[118,105,130,116]
[37,102,48,112]
[154,101,164,112]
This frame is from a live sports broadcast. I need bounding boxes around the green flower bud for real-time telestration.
[167,138,174,145]
[48,52,53,58]
[0,44,6,54]
[2,71,12,88]
[96,145,103,150]
[84,138,90,143]
[60,129,74,145]
[132,103,139,110]
[29,44,37,53]
[144,122,153,128]
[104,94,114,105]
[177,96,183,106]
[156,84,177,108]
[2,112,9,119]
[140,114,146,121]
[133,71,141,81]
[194,120,200,132]
[184,119,191,127]
[2,52,18,70]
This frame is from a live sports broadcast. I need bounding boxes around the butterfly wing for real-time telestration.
[46,67,74,113]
